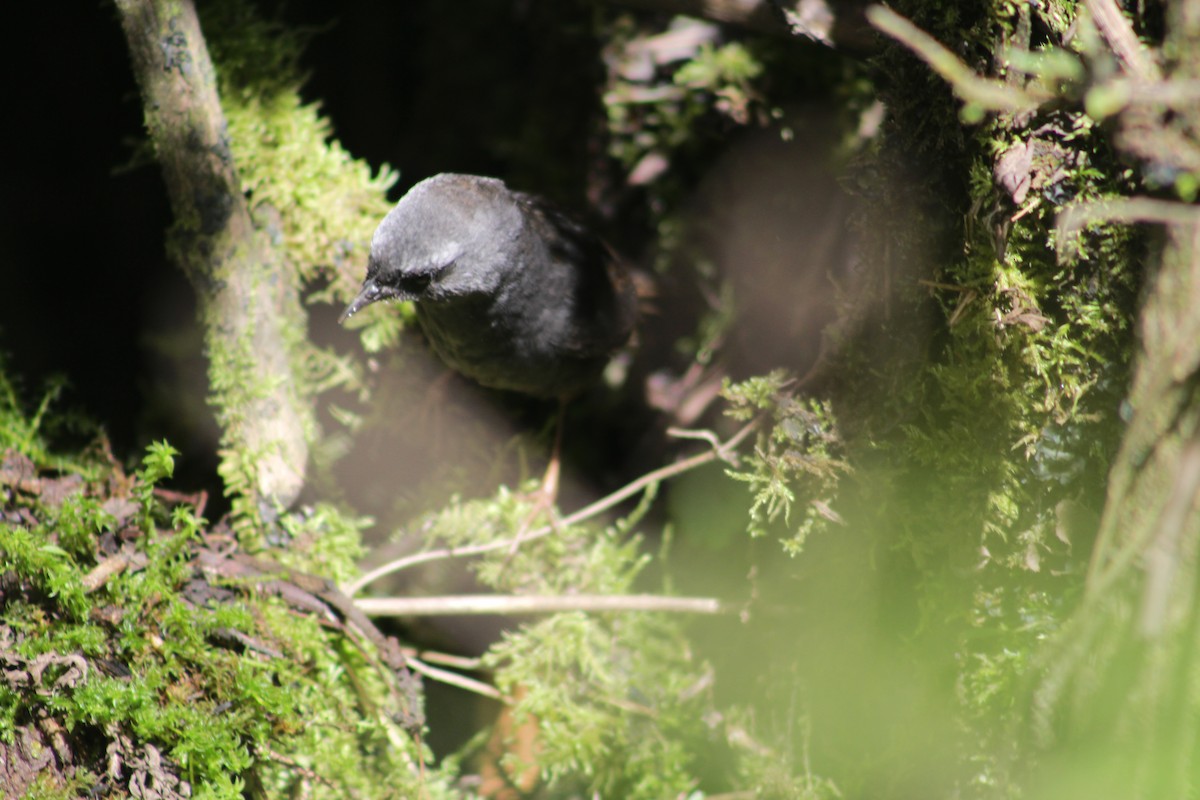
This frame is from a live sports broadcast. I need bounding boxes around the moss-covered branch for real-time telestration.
[114,0,309,515]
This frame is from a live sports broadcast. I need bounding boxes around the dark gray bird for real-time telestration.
[339,173,637,399]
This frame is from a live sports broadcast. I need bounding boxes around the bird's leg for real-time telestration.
[415,368,457,455]
[539,399,564,504]
[509,399,566,553]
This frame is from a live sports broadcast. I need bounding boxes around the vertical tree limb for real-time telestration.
[114,0,309,514]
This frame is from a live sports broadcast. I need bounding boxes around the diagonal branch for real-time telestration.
[343,417,760,597]
[865,5,1048,113]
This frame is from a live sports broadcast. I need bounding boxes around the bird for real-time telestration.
[340,173,636,397]
[339,173,638,504]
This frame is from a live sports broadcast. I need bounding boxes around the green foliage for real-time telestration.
[721,372,848,553]
[0,364,99,479]
[1,525,91,624]
[271,502,371,587]
[403,484,759,796]
[0,372,62,462]
[3,449,259,789]
[484,611,706,799]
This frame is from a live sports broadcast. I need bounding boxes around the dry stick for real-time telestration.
[82,553,131,594]
[406,657,504,701]
[356,593,723,617]
[405,649,484,671]
[343,417,760,598]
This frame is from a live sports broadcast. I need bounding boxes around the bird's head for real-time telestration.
[339,174,519,323]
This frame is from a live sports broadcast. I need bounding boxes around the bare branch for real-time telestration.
[356,593,723,616]
[1057,196,1200,260]
[406,657,504,700]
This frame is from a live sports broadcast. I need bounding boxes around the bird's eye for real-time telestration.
[402,272,434,294]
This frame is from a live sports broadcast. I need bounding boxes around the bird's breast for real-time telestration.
[414,285,608,398]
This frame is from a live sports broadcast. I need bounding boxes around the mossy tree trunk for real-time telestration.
[114,0,310,517]
[1031,220,1200,798]
[1025,2,1200,796]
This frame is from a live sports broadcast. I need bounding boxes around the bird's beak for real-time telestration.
[338,278,383,324]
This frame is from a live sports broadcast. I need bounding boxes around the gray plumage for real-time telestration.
[340,173,636,398]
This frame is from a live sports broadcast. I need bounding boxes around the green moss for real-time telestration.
[484,611,705,799]
[0,380,453,798]
[199,0,410,365]
[200,3,397,292]
[833,0,1143,792]
[408,489,713,796]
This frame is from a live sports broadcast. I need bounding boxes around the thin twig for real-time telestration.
[866,5,1047,113]
[666,425,724,450]
[344,535,547,599]
[355,593,722,616]
[82,552,131,593]
[402,649,485,671]
[406,657,504,700]
[560,417,758,527]
[343,417,760,597]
